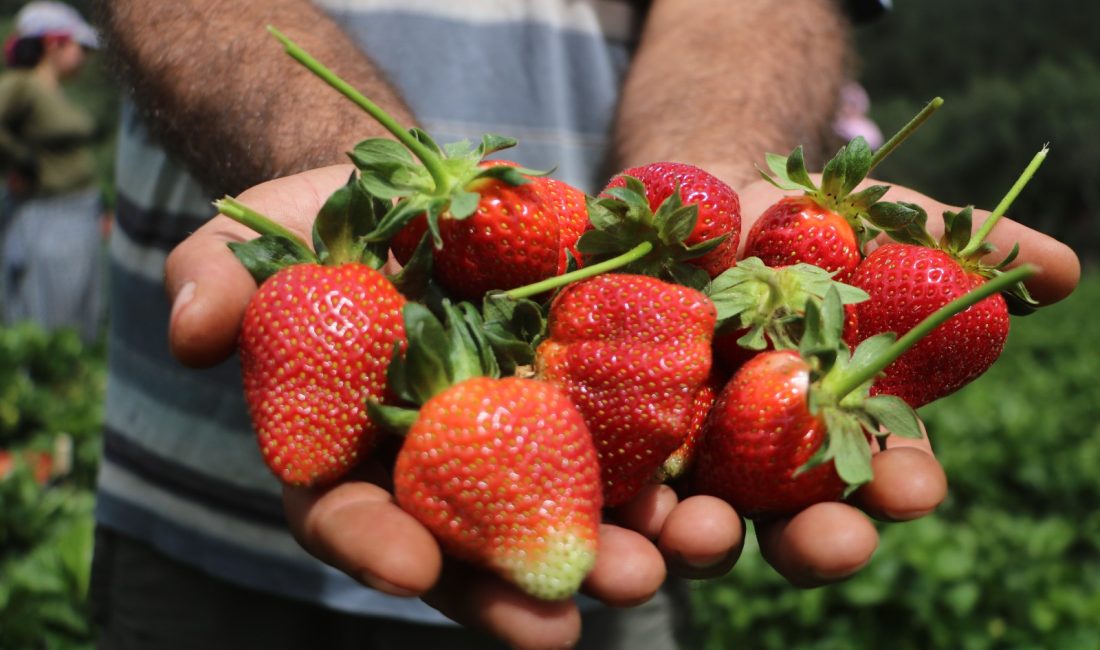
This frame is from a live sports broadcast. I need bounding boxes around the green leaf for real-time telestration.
[844,184,890,213]
[388,231,434,299]
[824,408,874,489]
[227,235,316,285]
[478,133,518,156]
[944,206,976,252]
[576,229,629,256]
[785,146,815,190]
[863,394,923,439]
[658,204,699,245]
[398,303,452,404]
[448,190,481,220]
[367,400,419,436]
[409,127,444,157]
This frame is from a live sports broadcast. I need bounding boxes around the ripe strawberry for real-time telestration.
[240,263,406,486]
[848,149,1047,407]
[694,350,847,518]
[535,273,717,506]
[744,100,944,281]
[654,371,721,483]
[388,163,589,294]
[602,162,741,278]
[692,268,1032,519]
[393,376,602,601]
[217,174,404,487]
[744,138,892,282]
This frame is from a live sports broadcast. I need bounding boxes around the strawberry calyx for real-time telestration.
[268,27,547,251]
[216,171,390,284]
[576,175,728,290]
[800,265,1036,490]
[705,256,868,353]
[368,300,502,435]
[758,98,944,250]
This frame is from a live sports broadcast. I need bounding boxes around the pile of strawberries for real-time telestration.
[219,31,1044,601]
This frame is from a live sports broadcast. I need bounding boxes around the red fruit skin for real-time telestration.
[692,350,847,519]
[605,161,741,277]
[393,376,602,601]
[536,273,717,506]
[744,196,862,282]
[239,263,407,487]
[656,371,721,482]
[848,243,1009,408]
[390,162,588,298]
[541,176,590,274]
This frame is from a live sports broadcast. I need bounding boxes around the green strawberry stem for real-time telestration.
[868,97,943,171]
[958,146,1049,258]
[502,242,654,300]
[827,264,1035,400]
[215,196,317,262]
[267,26,452,193]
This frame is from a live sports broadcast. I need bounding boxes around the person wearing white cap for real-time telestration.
[0,0,106,343]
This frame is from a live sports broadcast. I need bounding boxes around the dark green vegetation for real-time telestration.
[856,0,1100,264]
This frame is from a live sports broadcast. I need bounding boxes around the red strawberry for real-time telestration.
[603,162,741,277]
[692,266,1034,519]
[240,262,406,486]
[389,163,589,294]
[848,148,1047,407]
[744,100,945,281]
[217,174,403,487]
[744,195,863,281]
[535,273,716,506]
[654,371,721,483]
[744,138,897,282]
[393,376,602,601]
[694,350,847,518]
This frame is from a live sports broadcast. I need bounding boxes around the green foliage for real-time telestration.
[689,274,1100,649]
[855,1,1100,262]
[0,323,105,650]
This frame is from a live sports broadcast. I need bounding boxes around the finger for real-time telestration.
[972,211,1080,305]
[853,444,947,522]
[608,483,680,540]
[164,164,356,367]
[582,523,667,607]
[756,501,878,588]
[282,478,442,597]
[424,565,582,650]
[658,495,745,579]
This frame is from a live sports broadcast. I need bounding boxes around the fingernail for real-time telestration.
[171,281,196,322]
[364,575,420,598]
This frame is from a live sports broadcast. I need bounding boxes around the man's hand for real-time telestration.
[163,166,744,649]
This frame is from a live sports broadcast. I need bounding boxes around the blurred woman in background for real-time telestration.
[0,1,104,343]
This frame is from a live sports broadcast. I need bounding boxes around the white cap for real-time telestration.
[14,1,99,49]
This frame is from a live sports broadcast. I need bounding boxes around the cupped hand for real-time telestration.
[164,165,743,650]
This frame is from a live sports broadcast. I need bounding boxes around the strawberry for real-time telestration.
[370,301,602,600]
[654,371,721,483]
[602,162,741,278]
[692,268,1033,519]
[393,375,602,601]
[534,273,717,506]
[847,151,1046,407]
[744,99,944,281]
[217,174,405,487]
[387,162,589,294]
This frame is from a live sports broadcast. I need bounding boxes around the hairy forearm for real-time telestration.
[95,0,415,196]
[613,0,852,188]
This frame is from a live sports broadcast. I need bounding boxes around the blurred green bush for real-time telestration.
[0,324,104,650]
[688,273,1100,649]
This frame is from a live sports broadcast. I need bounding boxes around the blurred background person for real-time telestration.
[0,0,105,343]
